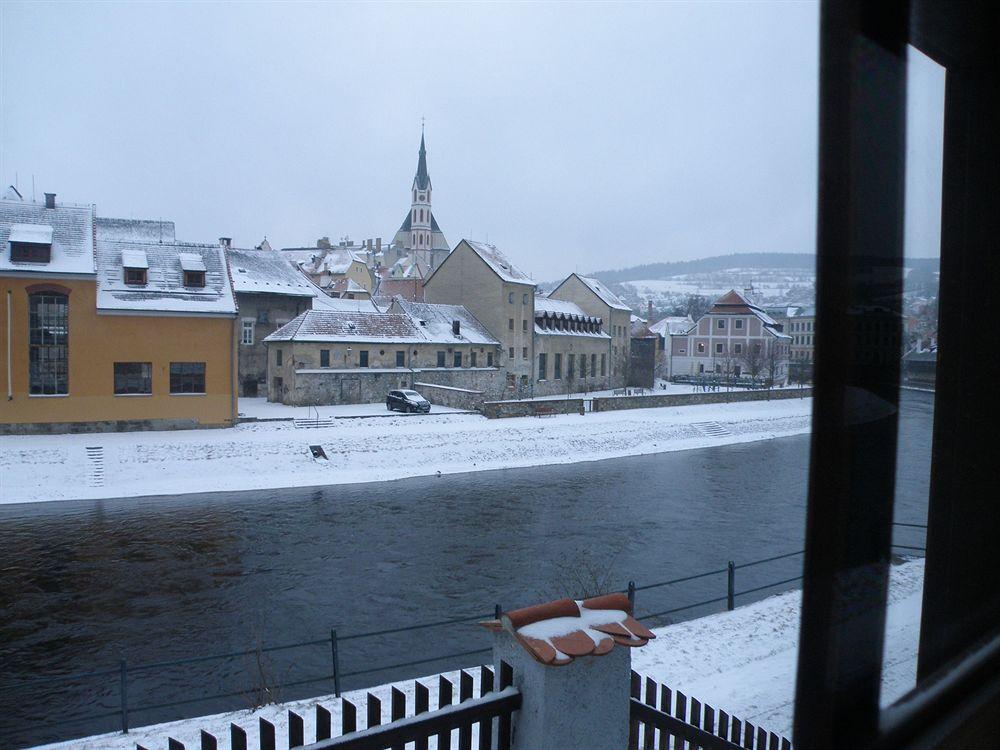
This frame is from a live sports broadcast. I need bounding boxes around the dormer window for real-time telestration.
[179,252,206,288]
[121,248,149,286]
[183,270,205,287]
[9,224,53,263]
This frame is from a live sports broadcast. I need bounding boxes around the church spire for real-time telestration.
[414,129,431,190]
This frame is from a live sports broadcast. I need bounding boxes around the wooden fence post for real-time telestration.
[119,658,129,734]
[230,723,247,750]
[259,717,275,750]
[727,561,736,611]
[288,710,304,748]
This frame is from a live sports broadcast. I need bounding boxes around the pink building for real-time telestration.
[668,289,791,384]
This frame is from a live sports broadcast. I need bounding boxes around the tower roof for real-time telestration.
[414,132,431,190]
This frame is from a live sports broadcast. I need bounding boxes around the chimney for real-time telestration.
[44,192,56,209]
[647,300,653,321]
[452,319,461,336]
[376,237,382,253]
[219,237,232,248]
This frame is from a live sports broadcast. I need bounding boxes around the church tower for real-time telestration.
[391,128,450,268]
[409,131,433,251]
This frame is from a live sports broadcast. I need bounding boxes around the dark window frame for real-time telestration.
[11,242,51,263]
[114,362,152,395]
[28,292,69,395]
[169,362,205,394]
[183,270,206,288]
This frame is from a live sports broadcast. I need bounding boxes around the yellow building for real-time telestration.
[1,193,238,433]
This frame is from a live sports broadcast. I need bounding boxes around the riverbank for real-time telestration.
[36,556,922,750]
[0,397,812,505]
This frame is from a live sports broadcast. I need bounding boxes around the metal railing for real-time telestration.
[2,523,926,747]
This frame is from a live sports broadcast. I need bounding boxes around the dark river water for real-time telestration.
[0,391,934,747]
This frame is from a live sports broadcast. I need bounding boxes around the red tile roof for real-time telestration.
[483,593,654,666]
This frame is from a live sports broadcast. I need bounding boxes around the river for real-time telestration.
[0,390,934,747]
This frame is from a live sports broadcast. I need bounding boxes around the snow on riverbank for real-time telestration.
[0,397,811,505]
[37,558,923,750]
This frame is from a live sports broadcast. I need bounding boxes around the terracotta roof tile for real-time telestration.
[485,592,654,667]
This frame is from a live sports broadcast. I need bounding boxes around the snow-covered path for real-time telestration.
[0,398,811,505]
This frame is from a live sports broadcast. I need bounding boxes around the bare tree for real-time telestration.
[764,338,786,391]
[740,341,766,387]
[718,348,740,390]
[684,294,711,321]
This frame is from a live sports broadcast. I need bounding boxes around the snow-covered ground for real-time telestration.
[524,381,807,401]
[38,558,922,750]
[237,397,468,420]
[0,398,812,505]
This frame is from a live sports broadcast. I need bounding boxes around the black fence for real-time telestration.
[2,524,925,748]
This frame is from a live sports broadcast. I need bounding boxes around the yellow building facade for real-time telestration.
[1,198,237,433]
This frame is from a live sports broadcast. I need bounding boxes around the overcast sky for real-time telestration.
[2,1,942,279]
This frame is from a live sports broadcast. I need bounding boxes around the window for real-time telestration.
[114,362,151,395]
[169,362,205,394]
[734,343,743,354]
[396,351,405,367]
[487,352,494,367]
[717,319,725,329]
[567,354,574,379]
[580,353,587,378]
[591,354,597,376]
[522,293,528,304]
[321,349,330,367]
[124,267,147,285]
[509,318,514,330]
[276,348,283,366]
[10,242,51,263]
[471,351,477,367]
[715,342,724,354]
[697,342,706,353]
[28,292,68,395]
[554,353,562,379]
[522,347,528,359]
[537,353,547,381]
[454,351,462,368]
[522,319,527,331]
[735,319,744,330]
[359,350,369,368]
[508,347,515,359]
[183,270,206,288]
[241,320,255,345]
[600,353,606,376]
[508,292,514,304]
[437,351,446,367]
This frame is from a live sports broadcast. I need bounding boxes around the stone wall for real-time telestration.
[0,418,221,435]
[284,367,503,406]
[592,386,813,412]
[483,398,586,419]
[413,382,483,411]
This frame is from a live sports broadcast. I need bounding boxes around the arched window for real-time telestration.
[413,210,417,222]
[420,209,424,222]
[28,292,69,395]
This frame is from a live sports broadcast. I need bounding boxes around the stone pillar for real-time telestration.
[491,629,631,750]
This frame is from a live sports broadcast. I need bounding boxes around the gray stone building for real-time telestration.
[226,242,317,397]
[423,239,537,389]
[263,304,501,405]
[532,296,613,396]
[548,273,633,389]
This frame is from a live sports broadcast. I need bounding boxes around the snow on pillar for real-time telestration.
[484,593,655,750]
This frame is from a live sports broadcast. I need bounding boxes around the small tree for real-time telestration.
[684,294,711,321]
[764,339,786,392]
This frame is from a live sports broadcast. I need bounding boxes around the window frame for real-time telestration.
[169,362,206,395]
[114,362,152,395]
[28,291,69,396]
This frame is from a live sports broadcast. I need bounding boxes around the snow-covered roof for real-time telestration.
[330,277,367,294]
[226,245,316,298]
[648,316,695,337]
[9,224,54,244]
[96,239,237,315]
[96,217,175,244]
[265,310,427,344]
[1,198,95,276]
[481,593,654,667]
[463,240,535,285]
[390,299,500,346]
[121,248,149,269]
[296,246,366,276]
[534,296,587,317]
[574,275,631,311]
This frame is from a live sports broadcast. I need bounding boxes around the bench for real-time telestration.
[534,405,558,417]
